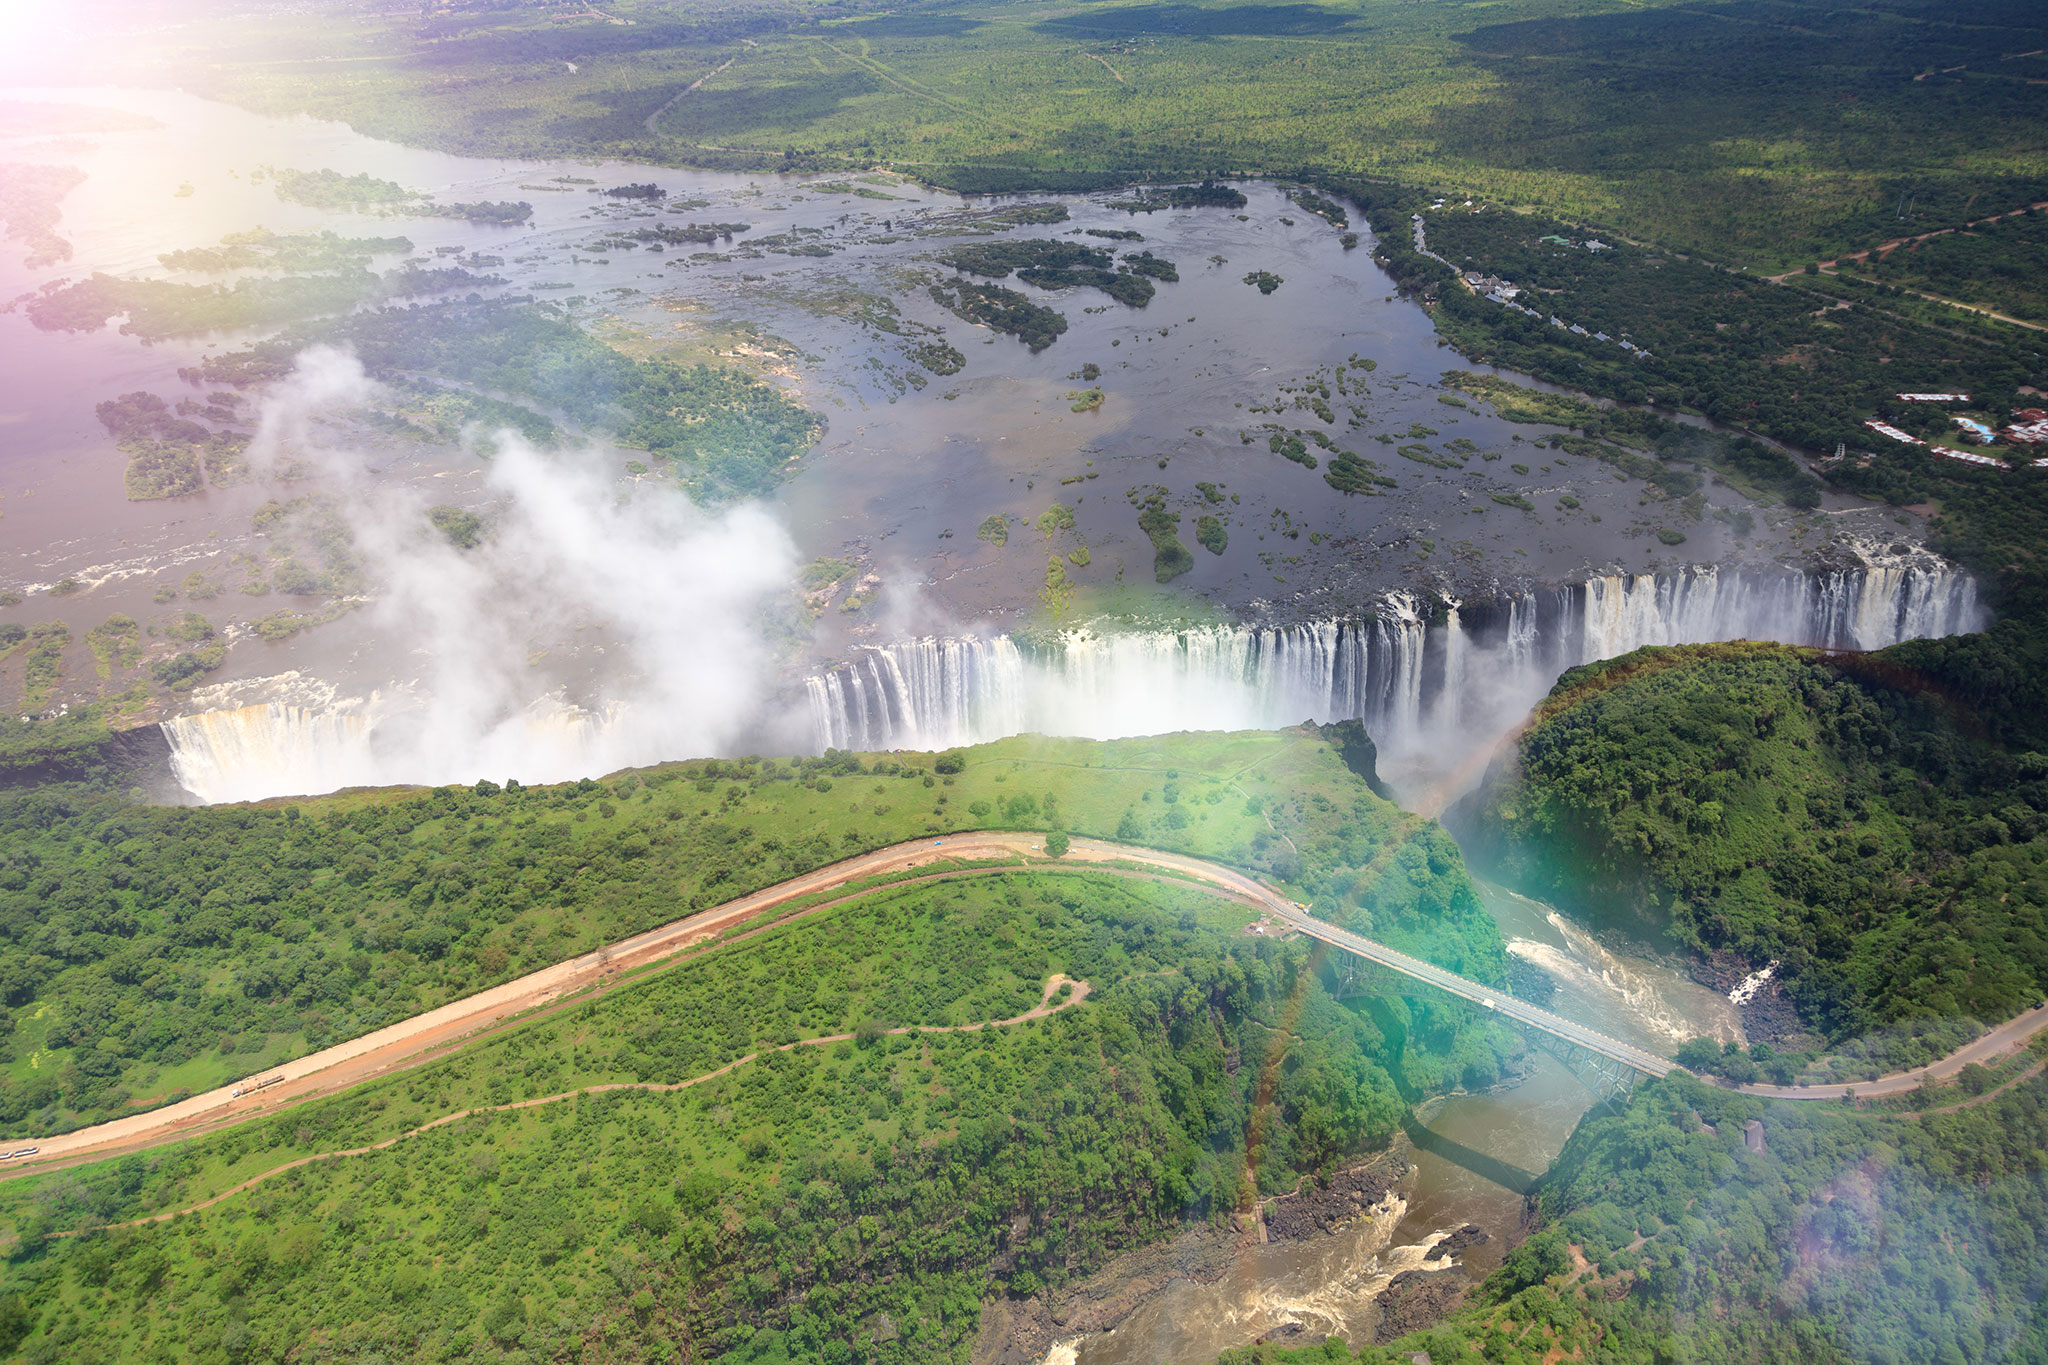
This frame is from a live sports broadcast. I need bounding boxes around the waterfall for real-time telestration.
[160,680,663,804]
[801,556,1986,797]
[157,552,1985,805]
[163,703,384,806]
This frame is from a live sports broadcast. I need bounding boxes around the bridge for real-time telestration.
[1267,903,1677,1102]
[1054,837,1681,1103]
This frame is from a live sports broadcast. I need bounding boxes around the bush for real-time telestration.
[1675,1037,1721,1071]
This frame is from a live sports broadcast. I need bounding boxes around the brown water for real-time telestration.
[1063,877,1739,1363]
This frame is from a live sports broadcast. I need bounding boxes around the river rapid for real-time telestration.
[1049,878,1741,1363]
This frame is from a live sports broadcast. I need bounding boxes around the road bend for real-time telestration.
[6,832,2034,1178]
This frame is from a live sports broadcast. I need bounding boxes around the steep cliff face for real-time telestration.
[803,556,1983,803]
[0,713,188,801]
[1461,640,2048,1044]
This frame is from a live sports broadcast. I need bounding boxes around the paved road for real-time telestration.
[1727,1001,2048,1100]
[1265,905,1677,1080]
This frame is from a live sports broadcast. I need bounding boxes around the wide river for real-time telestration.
[0,85,1878,726]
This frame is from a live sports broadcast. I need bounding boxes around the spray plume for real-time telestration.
[166,348,802,801]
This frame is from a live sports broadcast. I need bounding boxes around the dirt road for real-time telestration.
[0,834,1270,1177]
[1728,1001,2048,1101]
[5,831,2036,1181]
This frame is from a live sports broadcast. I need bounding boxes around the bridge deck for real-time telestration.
[1271,908,1676,1079]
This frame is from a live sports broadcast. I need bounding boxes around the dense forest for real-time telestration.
[1322,179,2046,460]
[1465,642,2048,1073]
[1220,1058,2048,1365]
[111,0,2048,266]
[0,871,1513,1363]
[0,726,1499,1135]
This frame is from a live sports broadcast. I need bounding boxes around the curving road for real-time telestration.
[6,833,2042,1179]
[1726,1001,2048,1100]
[0,833,1261,1177]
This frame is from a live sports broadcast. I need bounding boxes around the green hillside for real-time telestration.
[0,726,1496,1134]
[0,865,1511,1364]
[1467,641,2048,1073]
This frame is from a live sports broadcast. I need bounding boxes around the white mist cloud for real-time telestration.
[167,347,803,801]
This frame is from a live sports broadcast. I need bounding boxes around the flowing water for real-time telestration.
[1060,878,1738,1363]
[805,557,1982,808]
[0,87,1967,801]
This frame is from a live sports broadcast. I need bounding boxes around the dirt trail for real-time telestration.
[645,53,740,135]
[1082,52,1126,84]
[51,976,1092,1237]
[0,835,1265,1178]
[1766,199,2048,281]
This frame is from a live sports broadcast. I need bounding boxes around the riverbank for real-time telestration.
[967,1149,1495,1365]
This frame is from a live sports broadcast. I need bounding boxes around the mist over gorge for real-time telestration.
[157,348,805,803]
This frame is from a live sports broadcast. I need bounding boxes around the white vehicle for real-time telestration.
[13,1147,37,1158]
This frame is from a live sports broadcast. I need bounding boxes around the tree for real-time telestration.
[1044,830,1070,858]
[1675,1037,1722,1071]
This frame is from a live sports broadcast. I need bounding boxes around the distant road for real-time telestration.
[7,834,2039,1178]
[1727,1001,2048,1101]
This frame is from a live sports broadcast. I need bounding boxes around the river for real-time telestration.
[1057,878,1739,1363]
[0,84,1909,757]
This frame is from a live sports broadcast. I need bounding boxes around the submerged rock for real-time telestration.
[1423,1223,1489,1262]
